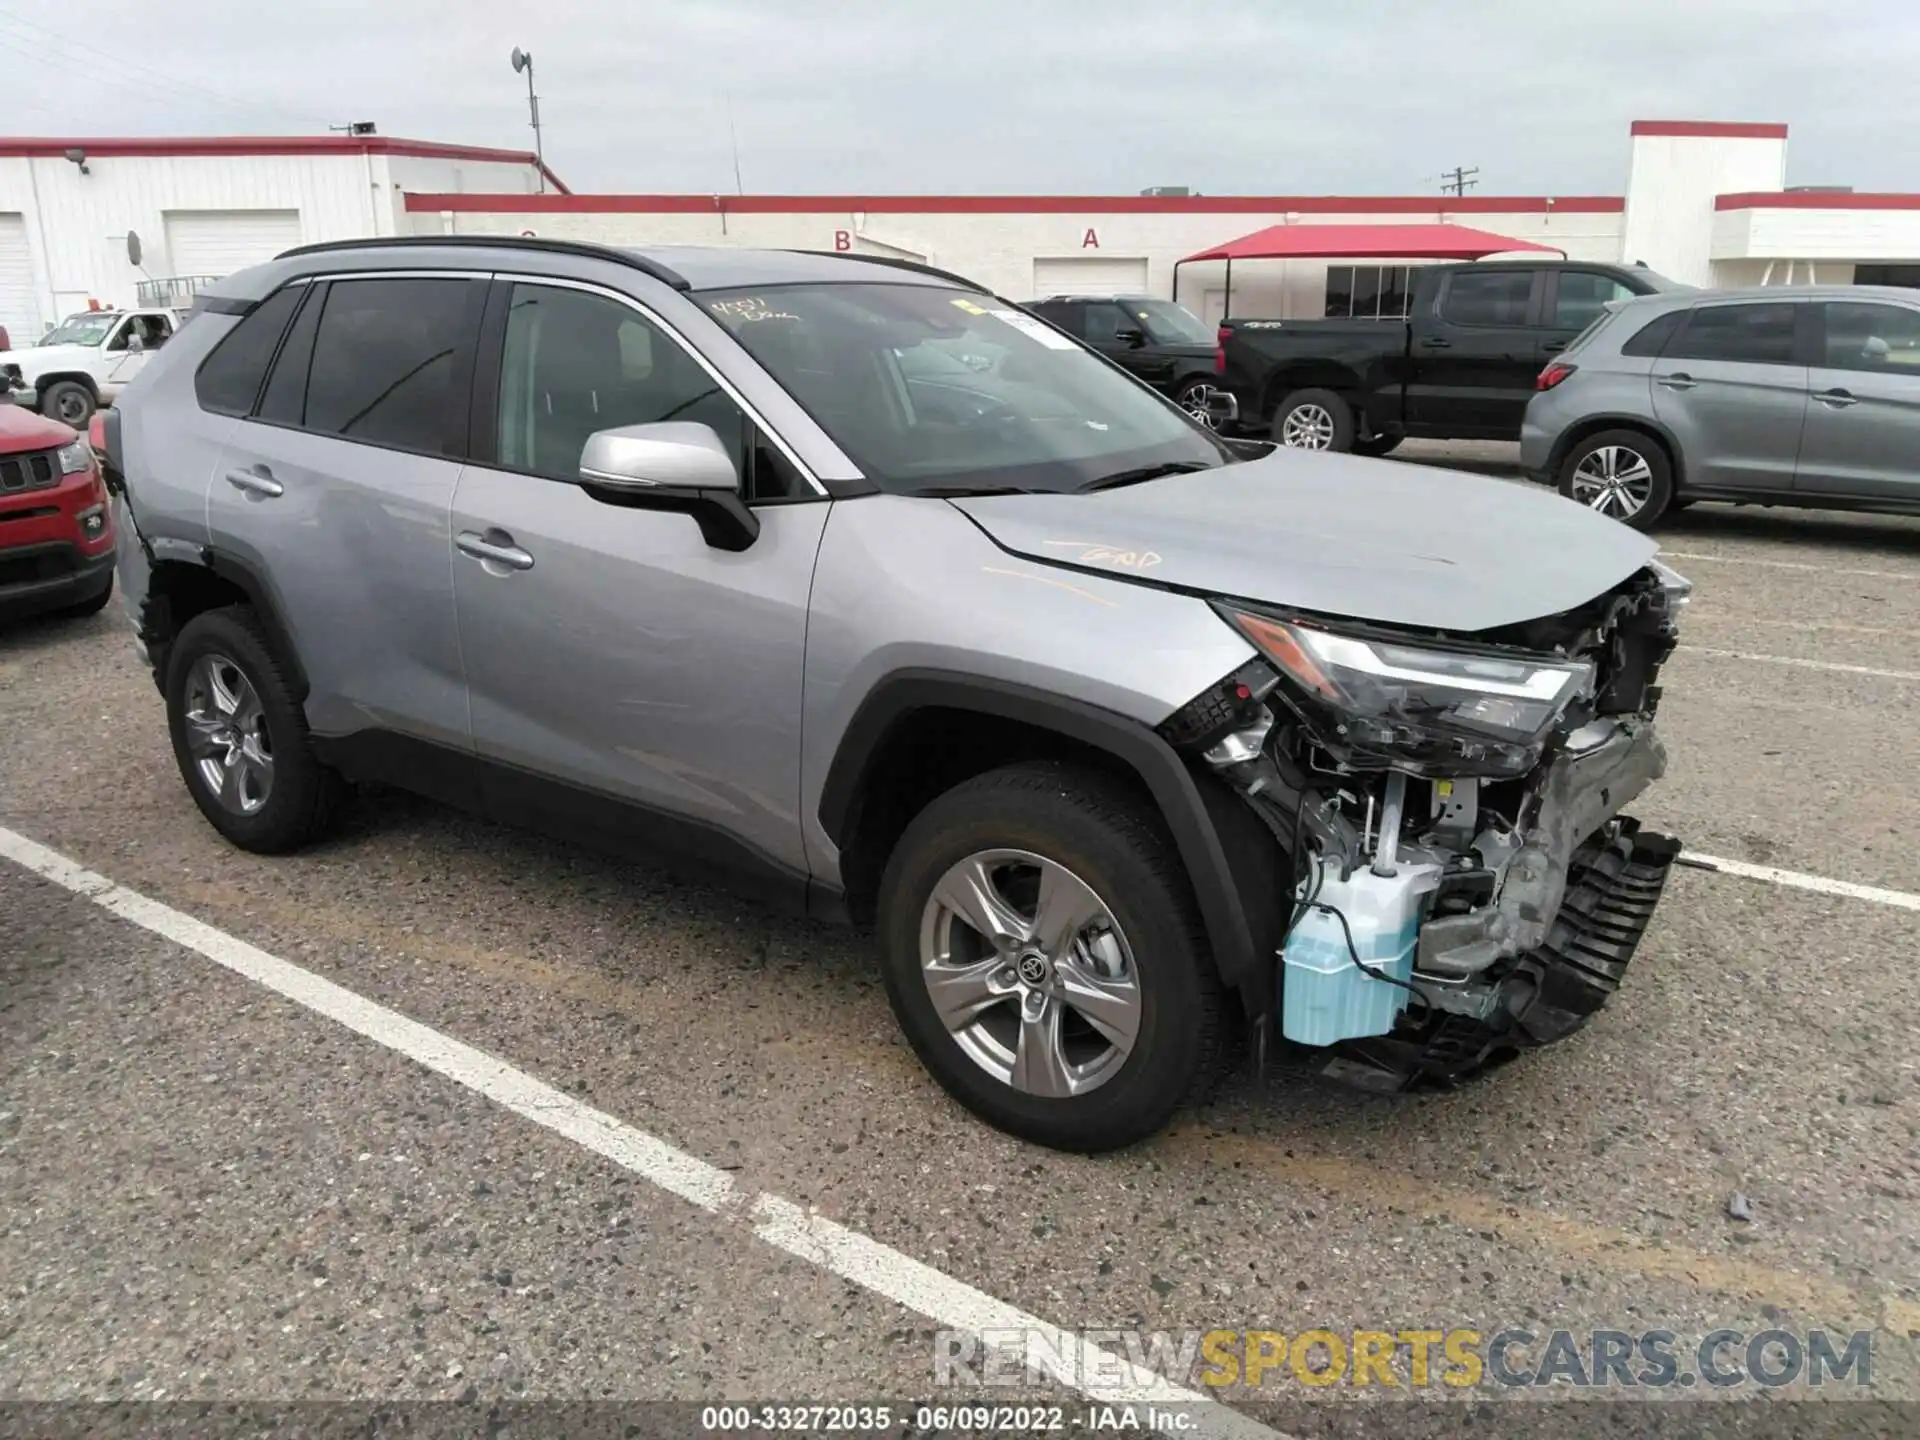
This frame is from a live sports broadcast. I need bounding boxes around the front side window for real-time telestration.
[302,278,473,453]
[1441,271,1534,327]
[1554,273,1638,329]
[1822,301,1920,373]
[700,282,1229,496]
[1665,303,1798,366]
[494,283,802,501]
[1079,303,1134,345]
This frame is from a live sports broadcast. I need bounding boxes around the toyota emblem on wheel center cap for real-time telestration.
[1015,951,1052,986]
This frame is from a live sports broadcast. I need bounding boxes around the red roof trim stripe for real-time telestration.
[403,192,1625,216]
[1716,191,1920,211]
[0,135,570,194]
[1630,120,1789,139]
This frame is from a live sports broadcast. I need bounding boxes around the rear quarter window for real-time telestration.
[1619,309,1686,358]
[193,284,305,416]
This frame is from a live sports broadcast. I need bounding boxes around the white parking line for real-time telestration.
[1678,646,1920,682]
[1661,551,1920,583]
[1677,853,1920,912]
[0,825,1281,1440]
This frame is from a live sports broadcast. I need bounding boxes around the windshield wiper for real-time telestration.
[914,484,1045,498]
[1077,461,1213,493]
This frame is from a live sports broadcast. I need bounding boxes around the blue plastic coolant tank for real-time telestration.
[1281,857,1441,1047]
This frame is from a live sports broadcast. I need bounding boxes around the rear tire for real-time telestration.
[1174,378,1220,429]
[163,605,345,854]
[1272,388,1355,452]
[876,761,1224,1152]
[1352,433,1403,458]
[1557,428,1673,530]
[41,380,95,429]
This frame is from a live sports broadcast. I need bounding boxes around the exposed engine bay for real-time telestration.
[1162,559,1692,1091]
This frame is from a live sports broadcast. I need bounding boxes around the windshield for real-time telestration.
[40,313,120,347]
[700,283,1229,495]
[1129,299,1214,345]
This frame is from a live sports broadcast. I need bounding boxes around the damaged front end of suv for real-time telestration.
[1160,558,1691,1091]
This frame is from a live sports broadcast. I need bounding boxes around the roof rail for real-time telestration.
[786,249,992,295]
[275,234,692,291]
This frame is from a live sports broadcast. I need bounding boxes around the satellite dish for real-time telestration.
[126,231,143,268]
[511,46,530,73]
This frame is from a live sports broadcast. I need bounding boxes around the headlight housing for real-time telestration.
[1216,605,1594,777]
[57,438,92,475]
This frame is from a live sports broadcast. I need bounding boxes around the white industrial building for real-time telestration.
[0,133,556,341]
[5,119,1919,347]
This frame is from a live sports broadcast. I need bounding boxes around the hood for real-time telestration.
[0,401,77,453]
[0,342,92,373]
[950,450,1659,634]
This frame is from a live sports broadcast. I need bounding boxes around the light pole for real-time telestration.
[510,47,545,193]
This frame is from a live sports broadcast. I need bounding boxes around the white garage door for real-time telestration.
[0,214,40,344]
[162,209,304,279]
[1031,256,1150,297]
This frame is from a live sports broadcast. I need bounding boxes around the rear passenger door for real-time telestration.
[1794,298,1920,500]
[1646,300,1808,494]
[1404,268,1543,436]
[207,273,486,749]
[448,277,828,881]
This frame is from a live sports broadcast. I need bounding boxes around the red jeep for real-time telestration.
[0,386,116,623]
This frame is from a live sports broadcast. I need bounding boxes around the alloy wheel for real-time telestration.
[1178,383,1218,429]
[1280,402,1335,449]
[52,389,90,426]
[1570,445,1654,520]
[918,848,1142,1098]
[183,653,275,815]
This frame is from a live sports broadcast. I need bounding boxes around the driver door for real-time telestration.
[102,311,173,391]
[449,278,829,886]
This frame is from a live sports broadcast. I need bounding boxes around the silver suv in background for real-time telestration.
[104,238,1688,1151]
[1523,284,1920,530]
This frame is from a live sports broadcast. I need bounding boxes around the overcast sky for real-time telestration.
[4,0,1915,196]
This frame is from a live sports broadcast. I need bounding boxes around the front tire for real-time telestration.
[41,380,96,429]
[1558,429,1673,530]
[1272,388,1355,452]
[164,605,344,854]
[876,762,1224,1152]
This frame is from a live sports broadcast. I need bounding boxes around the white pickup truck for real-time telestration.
[0,307,187,427]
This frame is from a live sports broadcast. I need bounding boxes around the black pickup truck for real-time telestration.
[1216,261,1678,454]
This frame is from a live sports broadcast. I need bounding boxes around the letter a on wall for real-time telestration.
[1082,228,1100,249]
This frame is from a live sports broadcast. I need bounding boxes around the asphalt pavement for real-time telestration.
[3,441,1917,1436]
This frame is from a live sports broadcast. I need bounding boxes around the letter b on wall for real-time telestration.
[834,229,852,252]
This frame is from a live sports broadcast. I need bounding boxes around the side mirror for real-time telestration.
[577,421,760,552]
[1115,327,1147,348]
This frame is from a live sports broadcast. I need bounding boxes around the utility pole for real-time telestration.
[1440,165,1480,197]
[510,48,545,193]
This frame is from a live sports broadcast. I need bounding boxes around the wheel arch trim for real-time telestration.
[817,668,1262,993]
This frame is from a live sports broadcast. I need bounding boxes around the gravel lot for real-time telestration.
[3,440,1917,1433]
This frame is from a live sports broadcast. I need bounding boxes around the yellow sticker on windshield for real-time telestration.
[950,299,989,315]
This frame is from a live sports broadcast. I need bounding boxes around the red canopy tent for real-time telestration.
[1171,222,1564,311]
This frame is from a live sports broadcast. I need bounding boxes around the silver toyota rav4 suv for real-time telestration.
[103,238,1690,1151]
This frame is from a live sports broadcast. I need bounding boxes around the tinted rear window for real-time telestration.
[1620,310,1685,357]
[1441,271,1533,326]
[1665,303,1798,366]
[302,278,472,454]
[193,284,304,416]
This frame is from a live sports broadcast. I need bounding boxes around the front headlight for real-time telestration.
[1217,605,1594,777]
[57,438,92,474]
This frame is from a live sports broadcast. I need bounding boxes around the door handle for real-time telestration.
[456,530,535,571]
[1417,337,1452,349]
[224,467,283,498]
[1815,388,1859,408]
[1655,373,1697,391]
[1541,340,1568,354]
